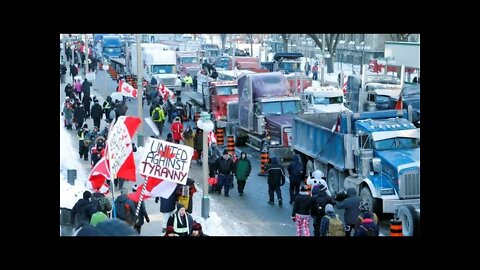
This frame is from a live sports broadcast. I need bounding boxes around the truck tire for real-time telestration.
[327,168,339,195]
[232,126,247,146]
[397,205,419,237]
[360,186,381,214]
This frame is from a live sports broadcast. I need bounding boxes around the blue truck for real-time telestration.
[292,109,420,236]
[101,35,123,59]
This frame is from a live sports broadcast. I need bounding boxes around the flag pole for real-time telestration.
[106,121,117,219]
[134,176,149,224]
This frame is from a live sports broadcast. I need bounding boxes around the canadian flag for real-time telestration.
[88,155,111,191]
[118,80,138,98]
[208,131,217,146]
[158,84,175,101]
[129,176,178,202]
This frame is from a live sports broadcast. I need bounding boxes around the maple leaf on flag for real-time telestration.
[158,145,175,159]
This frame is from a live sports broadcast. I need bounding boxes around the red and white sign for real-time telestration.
[138,137,194,185]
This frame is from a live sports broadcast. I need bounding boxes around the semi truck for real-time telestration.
[100,35,123,59]
[292,109,420,236]
[128,44,182,94]
[231,72,302,160]
[302,86,350,114]
[176,51,201,79]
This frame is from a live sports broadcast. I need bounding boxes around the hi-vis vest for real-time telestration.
[173,213,189,234]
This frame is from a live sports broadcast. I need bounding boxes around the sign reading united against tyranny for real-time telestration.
[138,137,194,185]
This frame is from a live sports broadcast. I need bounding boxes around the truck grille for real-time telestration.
[399,170,420,198]
[161,78,176,86]
[227,102,238,122]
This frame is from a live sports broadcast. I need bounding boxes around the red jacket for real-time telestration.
[171,122,184,141]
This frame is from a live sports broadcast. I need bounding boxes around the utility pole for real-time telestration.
[320,33,325,85]
[136,34,144,146]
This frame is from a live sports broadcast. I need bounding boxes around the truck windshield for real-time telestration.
[313,96,343,105]
[261,100,301,115]
[216,86,237,96]
[283,62,301,73]
[373,137,419,150]
[152,65,176,74]
[180,57,198,64]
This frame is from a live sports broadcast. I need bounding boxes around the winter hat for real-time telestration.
[120,188,128,196]
[359,200,370,211]
[325,204,334,213]
[132,185,138,192]
[176,203,185,211]
[83,190,92,200]
[223,149,229,155]
[312,170,324,180]
[192,222,202,231]
[83,123,88,129]
[98,197,110,212]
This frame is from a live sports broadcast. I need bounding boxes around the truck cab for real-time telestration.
[365,83,402,111]
[142,50,182,94]
[303,86,350,113]
[176,51,201,79]
[101,35,123,59]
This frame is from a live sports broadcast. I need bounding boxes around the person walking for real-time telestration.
[291,185,313,236]
[234,151,251,196]
[266,157,286,205]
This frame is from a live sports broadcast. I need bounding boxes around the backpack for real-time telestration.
[355,212,379,237]
[325,214,345,236]
[153,108,161,121]
[312,195,330,218]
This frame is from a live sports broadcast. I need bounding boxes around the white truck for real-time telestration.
[302,86,350,114]
[129,43,182,94]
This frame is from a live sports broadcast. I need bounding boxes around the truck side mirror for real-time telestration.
[372,157,382,173]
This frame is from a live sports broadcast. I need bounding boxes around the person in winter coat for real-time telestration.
[170,117,183,143]
[74,79,83,100]
[190,222,208,236]
[291,185,314,236]
[176,178,197,214]
[90,98,103,129]
[165,133,174,142]
[90,191,111,217]
[151,104,166,137]
[334,187,361,236]
[64,83,75,99]
[71,191,93,230]
[193,128,203,165]
[103,96,114,123]
[76,219,138,236]
[182,124,194,149]
[305,61,311,76]
[311,183,335,237]
[70,63,78,84]
[77,124,89,160]
[130,187,150,234]
[73,103,87,130]
[114,101,128,123]
[90,137,105,167]
[62,98,74,130]
[81,78,91,99]
[167,203,194,237]
[156,187,178,232]
[266,156,286,205]
[163,226,179,237]
[90,197,111,226]
[312,62,319,81]
[214,149,236,197]
[235,151,251,196]
[354,200,379,237]
[308,170,331,197]
[287,154,304,204]
[82,94,92,119]
[320,204,345,236]
[114,188,136,226]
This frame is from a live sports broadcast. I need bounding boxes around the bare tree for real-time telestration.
[220,34,227,52]
[281,34,290,52]
[389,34,411,42]
[246,34,254,56]
[307,34,340,73]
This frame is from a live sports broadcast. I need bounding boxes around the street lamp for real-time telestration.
[102,62,109,97]
[197,111,214,219]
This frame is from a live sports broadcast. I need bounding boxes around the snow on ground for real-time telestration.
[60,174,86,209]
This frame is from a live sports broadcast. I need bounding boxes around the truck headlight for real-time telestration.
[380,188,395,195]
[270,140,280,145]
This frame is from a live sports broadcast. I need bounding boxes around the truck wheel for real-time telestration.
[397,205,419,237]
[327,168,339,195]
[360,187,381,214]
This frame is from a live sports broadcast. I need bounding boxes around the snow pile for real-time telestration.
[60,174,87,209]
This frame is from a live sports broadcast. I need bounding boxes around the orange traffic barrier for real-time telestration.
[227,135,235,155]
[258,150,269,176]
[390,219,403,237]
[216,128,224,146]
